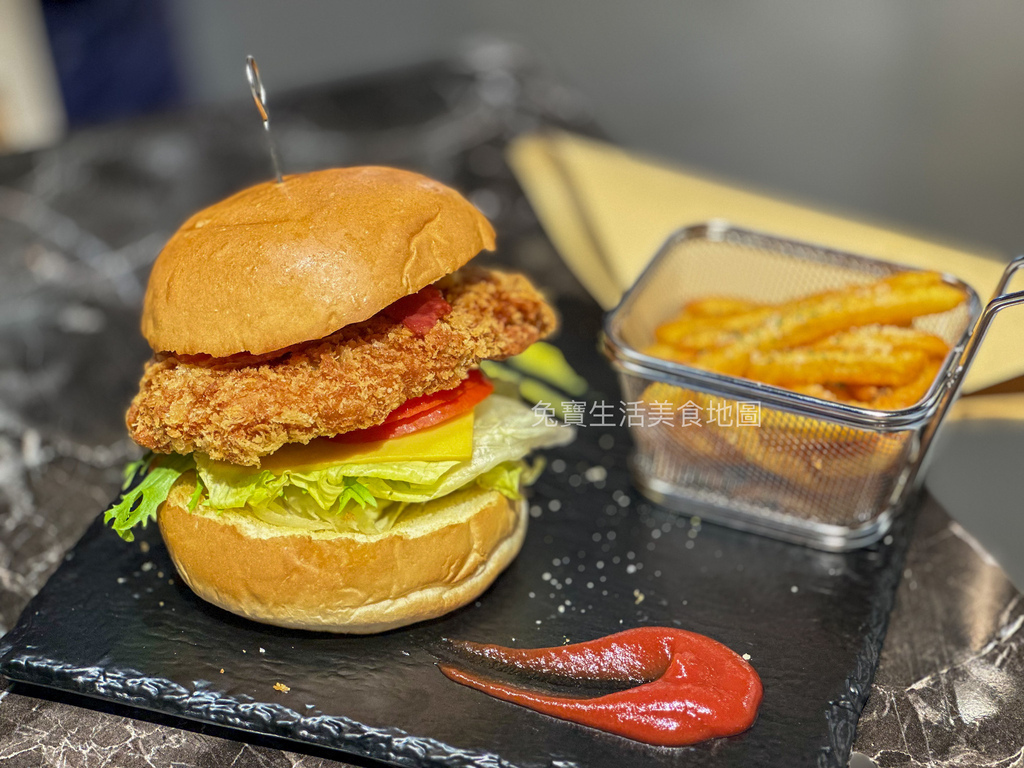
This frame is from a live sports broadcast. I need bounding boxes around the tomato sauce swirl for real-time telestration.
[438,626,762,747]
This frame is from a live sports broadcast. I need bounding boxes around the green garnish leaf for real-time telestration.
[104,453,195,541]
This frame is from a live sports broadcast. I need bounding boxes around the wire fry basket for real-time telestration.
[602,222,1024,550]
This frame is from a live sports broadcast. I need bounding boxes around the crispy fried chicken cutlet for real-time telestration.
[127,267,555,465]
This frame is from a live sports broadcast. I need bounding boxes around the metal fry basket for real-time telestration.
[601,222,1024,550]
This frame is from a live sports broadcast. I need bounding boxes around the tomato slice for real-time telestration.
[332,370,493,444]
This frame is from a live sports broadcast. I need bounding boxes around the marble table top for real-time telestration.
[1,45,1020,768]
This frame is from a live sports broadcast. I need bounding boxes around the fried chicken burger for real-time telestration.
[107,166,572,633]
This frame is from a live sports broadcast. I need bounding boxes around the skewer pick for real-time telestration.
[245,55,284,184]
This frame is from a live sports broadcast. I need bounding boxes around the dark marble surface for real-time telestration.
[0,43,1020,768]
[850,500,1024,768]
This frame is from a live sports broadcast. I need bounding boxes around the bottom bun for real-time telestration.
[157,477,526,633]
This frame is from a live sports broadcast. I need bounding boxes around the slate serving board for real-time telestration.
[0,297,909,768]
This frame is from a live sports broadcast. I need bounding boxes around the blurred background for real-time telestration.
[4,0,1024,257]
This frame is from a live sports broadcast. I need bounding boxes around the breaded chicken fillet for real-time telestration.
[127,267,555,466]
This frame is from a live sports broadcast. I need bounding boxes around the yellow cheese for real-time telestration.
[259,410,474,473]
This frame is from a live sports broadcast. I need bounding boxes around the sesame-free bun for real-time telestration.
[157,478,526,634]
[141,167,496,357]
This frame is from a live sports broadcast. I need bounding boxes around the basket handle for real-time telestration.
[948,253,1024,395]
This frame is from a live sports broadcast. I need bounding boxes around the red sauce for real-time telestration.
[438,627,762,747]
[382,285,451,335]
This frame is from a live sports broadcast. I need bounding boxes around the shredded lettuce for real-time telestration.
[195,396,570,511]
[105,395,574,540]
[477,458,544,500]
[104,453,195,541]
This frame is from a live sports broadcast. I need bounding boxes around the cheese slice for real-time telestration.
[259,410,474,473]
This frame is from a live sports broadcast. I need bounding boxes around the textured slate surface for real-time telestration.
[0,291,910,768]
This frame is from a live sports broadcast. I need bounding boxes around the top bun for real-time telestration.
[141,166,496,356]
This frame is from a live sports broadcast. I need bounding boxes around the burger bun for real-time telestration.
[157,476,526,634]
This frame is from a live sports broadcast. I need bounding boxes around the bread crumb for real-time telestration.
[140,541,150,553]
[274,682,290,693]
[633,589,645,605]
[219,668,224,674]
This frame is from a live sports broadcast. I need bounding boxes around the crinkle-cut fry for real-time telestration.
[747,348,928,387]
[868,359,945,410]
[681,297,763,318]
[692,272,965,377]
[812,324,950,359]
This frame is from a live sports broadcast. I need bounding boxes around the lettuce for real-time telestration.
[477,459,544,500]
[195,395,571,510]
[106,395,573,539]
[104,453,195,541]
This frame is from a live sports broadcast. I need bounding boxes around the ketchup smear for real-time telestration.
[438,627,762,747]
[382,285,451,335]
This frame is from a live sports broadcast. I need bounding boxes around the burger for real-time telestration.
[106,166,572,633]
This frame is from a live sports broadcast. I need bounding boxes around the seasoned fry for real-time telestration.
[681,297,762,318]
[638,383,741,466]
[647,270,962,411]
[812,325,950,359]
[846,384,881,402]
[640,270,963,494]
[747,348,928,387]
[788,384,843,402]
[718,423,905,489]
[693,275,962,377]
[654,306,774,349]
[866,359,945,410]
[643,343,697,364]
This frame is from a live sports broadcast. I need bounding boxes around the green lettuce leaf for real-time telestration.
[107,395,574,539]
[195,395,572,512]
[104,453,195,541]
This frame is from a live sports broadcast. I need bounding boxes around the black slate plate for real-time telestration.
[0,297,909,768]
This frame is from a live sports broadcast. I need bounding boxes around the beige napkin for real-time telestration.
[508,130,1022,401]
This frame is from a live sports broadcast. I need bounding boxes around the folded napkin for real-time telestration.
[508,130,1022,396]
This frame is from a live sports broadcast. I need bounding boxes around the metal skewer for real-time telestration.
[245,55,284,184]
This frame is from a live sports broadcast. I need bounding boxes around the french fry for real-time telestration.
[643,343,697,364]
[788,384,841,401]
[654,306,774,349]
[681,297,763,318]
[812,324,950,359]
[639,383,741,467]
[747,348,928,387]
[867,359,945,410]
[691,273,963,377]
[788,383,862,403]
[846,384,881,402]
[639,270,963,497]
